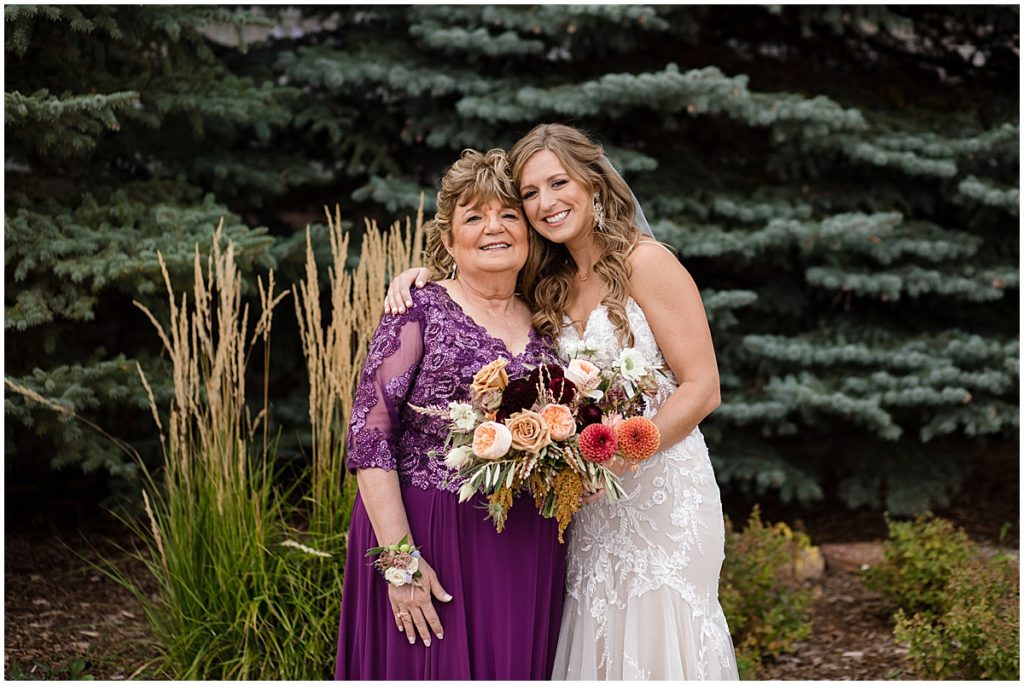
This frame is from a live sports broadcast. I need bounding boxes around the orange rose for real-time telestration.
[471,358,509,399]
[506,410,552,455]
[540,403,576,441]
[472,421,513,460]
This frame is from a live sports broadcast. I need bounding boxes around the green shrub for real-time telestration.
[720,505,817,679]
[863,514,973,616]
[868,515,1020,680]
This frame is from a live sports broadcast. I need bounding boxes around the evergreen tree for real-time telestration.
[256,5,1017,514]
[6,5,1018,515]
[4,6,301,483]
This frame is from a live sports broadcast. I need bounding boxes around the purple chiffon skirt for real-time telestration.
[335,485,566,680]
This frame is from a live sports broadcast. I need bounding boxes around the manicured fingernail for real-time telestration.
[398,307,405,314]
[442,593,453,602]
[437,632,444,640]
[408,637,415,645]
[405,299,413,307]
[424,639,431,647]
[415,280,425,287]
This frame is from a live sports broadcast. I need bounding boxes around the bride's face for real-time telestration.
[518,149,595,248]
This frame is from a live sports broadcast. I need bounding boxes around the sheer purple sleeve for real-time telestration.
[346,310,425,472]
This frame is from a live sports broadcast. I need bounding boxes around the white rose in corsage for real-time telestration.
[367,535,423,589]
[384,566,409,587]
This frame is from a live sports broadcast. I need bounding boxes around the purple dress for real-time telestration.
[335,283,566,680]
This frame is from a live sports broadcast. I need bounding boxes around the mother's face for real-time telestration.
[444,196,529,279]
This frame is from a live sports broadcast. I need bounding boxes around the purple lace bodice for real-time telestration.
[347,282,556,492]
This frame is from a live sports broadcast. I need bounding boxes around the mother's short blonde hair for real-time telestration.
[423,148,523,278]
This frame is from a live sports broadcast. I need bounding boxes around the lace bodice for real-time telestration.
[347,283,555,492]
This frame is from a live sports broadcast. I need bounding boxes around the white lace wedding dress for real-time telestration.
[552,297,739,680]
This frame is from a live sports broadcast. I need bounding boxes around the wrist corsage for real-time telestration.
[366,534,422,588]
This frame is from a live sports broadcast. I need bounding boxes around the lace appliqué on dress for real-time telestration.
[346,283,556,493]
[554,297,738,680]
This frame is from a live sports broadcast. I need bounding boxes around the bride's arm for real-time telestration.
[628,242,721,448]
[384,267,433,315]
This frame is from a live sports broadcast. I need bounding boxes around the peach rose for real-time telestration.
[471,358,509,399]
[506,410,552,455]
[472,421,512,460]
[564,359,601,392]
[540,403,577,441]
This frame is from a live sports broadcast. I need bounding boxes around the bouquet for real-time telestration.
[415,344,665,542]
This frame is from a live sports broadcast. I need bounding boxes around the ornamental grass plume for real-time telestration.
[616,417,661,462]
[552,469,584,543]
[578,422,617,463]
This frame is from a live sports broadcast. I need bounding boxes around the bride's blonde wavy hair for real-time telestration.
[510,124,640,346]
[422,148,534,280]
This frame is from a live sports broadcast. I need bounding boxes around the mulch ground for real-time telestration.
[759,552,918,680]
[4,513,161,680]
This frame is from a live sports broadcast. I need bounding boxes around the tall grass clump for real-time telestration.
[294,203,425,540]
[121,207,424,678]
[119,222,296,678]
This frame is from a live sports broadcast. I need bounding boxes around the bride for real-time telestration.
[386,124,738,680]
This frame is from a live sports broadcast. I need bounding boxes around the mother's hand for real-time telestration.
[384,267,432,315]
[388,557,452,646]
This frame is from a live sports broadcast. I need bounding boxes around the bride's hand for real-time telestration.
[384,267,432,315]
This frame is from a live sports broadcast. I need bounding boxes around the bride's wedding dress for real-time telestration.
[552,297,739,680]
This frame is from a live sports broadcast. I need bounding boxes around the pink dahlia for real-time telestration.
[578,423,617,464]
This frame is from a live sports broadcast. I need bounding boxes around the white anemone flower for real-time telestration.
[616,348,647,382]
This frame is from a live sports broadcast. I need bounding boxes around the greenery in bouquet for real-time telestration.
[415,348,664,542]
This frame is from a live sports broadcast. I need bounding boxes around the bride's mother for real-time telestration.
[335,149,565,679]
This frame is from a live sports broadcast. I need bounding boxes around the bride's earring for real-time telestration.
[593,195,605,232]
